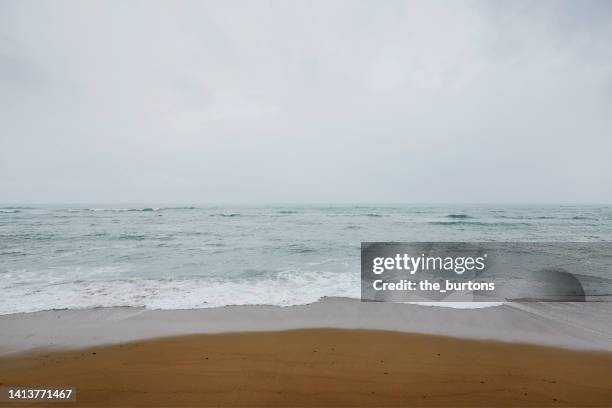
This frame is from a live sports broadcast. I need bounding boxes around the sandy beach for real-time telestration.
[2,329,612,407]
[1,299,612,406]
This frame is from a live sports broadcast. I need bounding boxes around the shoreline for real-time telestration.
[2,297,612,355]
[1,329,611,407]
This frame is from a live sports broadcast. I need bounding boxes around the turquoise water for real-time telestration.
[1,205,611,314]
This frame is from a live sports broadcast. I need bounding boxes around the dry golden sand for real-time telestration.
[1,329,611,407]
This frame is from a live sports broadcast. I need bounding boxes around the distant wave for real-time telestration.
[0,209,21,213]
[210,213,240,217]
[84,232,110,237]
[446,214,471,219]
[498,215,555,220]
[287,244,317,254]
[0,250,27,256]
[429,221,531,226]
[495,215,592,221]
[325,212,384,218]
[118,233,147,240]
[277,210,298,214]
[66,207,199,213]
[67,208,157,213]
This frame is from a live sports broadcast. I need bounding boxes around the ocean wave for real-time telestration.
[446,214,471,219]
[344,225,361,230]
[0,272,360,314]
[3,233,56,240]
[0,250,27,256]
[84,232,110,237]
[286,244,317,254]
[429,221,532,226]
[118,233,147,240]
[0,209,21,213]
[67,208,135,212]
[68,207,166,213]
[498,215,555,220]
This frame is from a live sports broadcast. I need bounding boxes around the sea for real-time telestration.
[1,205,611,315]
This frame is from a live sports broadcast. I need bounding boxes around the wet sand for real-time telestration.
[2,299,612,355]
[1,329,612,407]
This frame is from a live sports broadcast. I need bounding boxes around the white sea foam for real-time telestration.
[0,271,360,315]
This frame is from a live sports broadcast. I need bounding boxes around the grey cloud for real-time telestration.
[0,0,611,203]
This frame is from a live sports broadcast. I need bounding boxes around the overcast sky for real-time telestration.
[1,0,611,204]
